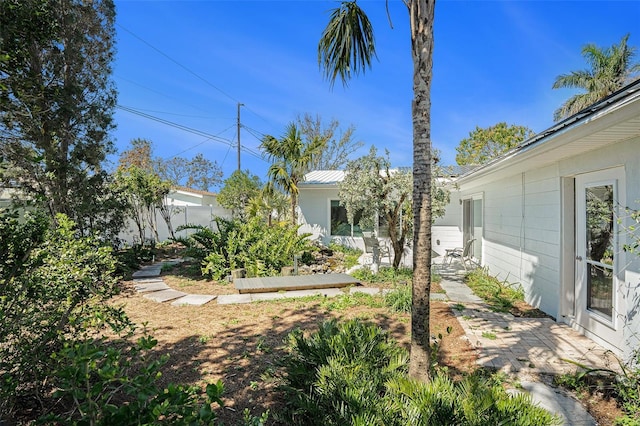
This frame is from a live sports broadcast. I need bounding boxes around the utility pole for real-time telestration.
[237,102,244,171]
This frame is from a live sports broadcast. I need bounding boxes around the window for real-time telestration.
[330,200,372,237]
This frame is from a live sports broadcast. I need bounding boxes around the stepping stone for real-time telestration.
[217,294,253,305]
[143,289,187,303]
[171,294,217,306]
[511,382,596,426]
[135,282,170,293]
[132,267,162,278]
[132,277,165,284]
[350,287,381,295]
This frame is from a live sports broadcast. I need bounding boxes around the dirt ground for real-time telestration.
[115,277,475,424]
[111,257,624,425]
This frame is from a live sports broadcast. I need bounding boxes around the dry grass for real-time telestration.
[113,277,477,424]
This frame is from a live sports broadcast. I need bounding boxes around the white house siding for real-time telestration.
[557,136,640,359]
[459,164,563,319]
[432,191,462,258]
[298,187,338,242]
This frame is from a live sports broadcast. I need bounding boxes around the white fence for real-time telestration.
[118,204,232,246]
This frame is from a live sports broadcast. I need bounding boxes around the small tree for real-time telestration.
[217,170,262,220]
[339,147,449,269]
[455,122,534,166]
[117,166,171,243]
[260,123,326,224]
[296,113,363,170]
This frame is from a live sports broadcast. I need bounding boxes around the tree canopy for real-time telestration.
[217,170,263,220]
[338,147,450,269]
[118,139,222,192]
[552,33,640,121]
[260,123,326,224]
[455,122,534,166]
[0,0,121,238]
[296,113,363,170]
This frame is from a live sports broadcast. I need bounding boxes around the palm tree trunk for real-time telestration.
[408,0,435,382]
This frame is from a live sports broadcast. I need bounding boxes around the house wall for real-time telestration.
[298,187,337,242]
[433,190,462,258]
[460,164,562,318]
[557,135,640,360]
[459,135,640,360]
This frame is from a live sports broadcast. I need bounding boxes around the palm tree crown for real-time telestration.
[552,33,640,121]
[260,123,325,224]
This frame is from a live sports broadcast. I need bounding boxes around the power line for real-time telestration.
[116,24,274,126]
[117,105,266,161]
[115,74,213,115]
[117,23,238,105]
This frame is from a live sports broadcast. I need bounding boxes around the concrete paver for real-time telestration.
[436,260,619,425]
[143,289,187,303]
[514,382,596,426]
[171,294,217,306]
[134,282,170,293]
[132,267,162,278]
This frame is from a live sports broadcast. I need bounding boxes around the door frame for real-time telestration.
[573,167,625,352]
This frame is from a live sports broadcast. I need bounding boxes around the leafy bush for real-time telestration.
[328,242,363,269]
[385,283,412,313]
[351,265,413,284]
[0,212,130,414]
[178,217,314,280]
[41,334,225,425]
[278,319,559,426]
[278,319,408,425]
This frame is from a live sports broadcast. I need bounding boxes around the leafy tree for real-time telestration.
[319,0,436,380]
[116,165,171,243]
[260,123,326,224]
[552,33,640,121]
[217,169,263,220]
[157,153,223,192]
[296,113,363,170]
[119,139,222,191]
[455,122,534,166]
[0,0,119,236]
[339,147,449,269]
[0,211,127,414]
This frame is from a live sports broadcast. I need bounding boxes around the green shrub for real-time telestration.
[278,319,559,426]
[384,283,412,313]
[177,217,315,280]
[0,212,130,414]
[41,335,225,425]
[327,242,363,269]
[384,373,560,425]
[351,265,413,284]
[279,319,408,425]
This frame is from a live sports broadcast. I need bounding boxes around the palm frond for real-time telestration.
[318,1,377,87]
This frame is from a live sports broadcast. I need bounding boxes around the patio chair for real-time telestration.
[362,235,391,263]
[443,238,476,270]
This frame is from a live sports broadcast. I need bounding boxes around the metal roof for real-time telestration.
[300,170,346,186]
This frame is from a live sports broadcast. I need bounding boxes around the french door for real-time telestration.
[574,168,624,349]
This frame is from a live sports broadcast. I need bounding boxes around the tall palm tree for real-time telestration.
[260,123,325,225]
[319,0,435,381]
[553,34,640,121]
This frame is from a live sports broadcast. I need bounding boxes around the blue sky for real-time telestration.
[113,0,640,187]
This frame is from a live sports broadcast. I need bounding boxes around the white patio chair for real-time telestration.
[443,238,476,270]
